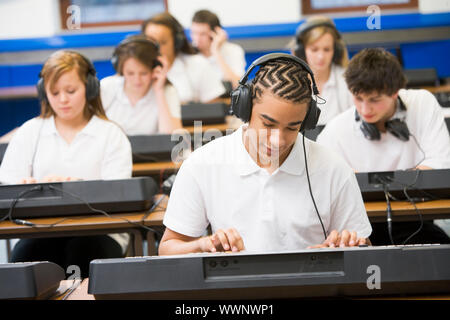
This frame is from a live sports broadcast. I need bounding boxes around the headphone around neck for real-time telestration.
[294,19,344,65]
[111,35,162,74]
[355,97,410,141]
[36,50,100,103]
[230,53,321,133]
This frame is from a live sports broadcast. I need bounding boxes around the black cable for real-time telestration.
[383,184,395,245]
[302,134,327,241]
[401,187,424,245]
[1,185,44,225]
[407,132,426,170]
[46,185,164,237]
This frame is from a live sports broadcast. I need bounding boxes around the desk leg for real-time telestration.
[147,231,157,256]
[6,239,12,262]
[128,230,143,257]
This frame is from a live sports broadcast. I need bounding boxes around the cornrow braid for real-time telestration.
[252,59,312,104]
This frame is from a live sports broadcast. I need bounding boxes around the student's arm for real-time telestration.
[210,27,244,89]
[159,227,244,255]
[101,123,133,179]
[309,170,372,248]
[0,120,36,184]
[153,57,182,133]
[414,90,450,169]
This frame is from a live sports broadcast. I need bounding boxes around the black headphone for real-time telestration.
[111,35,162,73]
[230,53,321,133]
[172,22,187,53]
[355,97,410,141]
[36,50,100,103]
[294,19,344,65]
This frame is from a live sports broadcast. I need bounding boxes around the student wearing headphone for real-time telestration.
[142,12,226,105]
[291,16,352,125]
[0,50,132,277]
[158,53,372,255]
[317,48,450,245]
[101,35,182,135]
[190,9,246,90]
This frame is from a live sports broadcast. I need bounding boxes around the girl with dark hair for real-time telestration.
[142,12,225,104]
[101,35,182,135]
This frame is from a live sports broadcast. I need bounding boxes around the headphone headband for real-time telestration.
[111,35,161,72]
[296,19,341,40]
[239,53,319,95]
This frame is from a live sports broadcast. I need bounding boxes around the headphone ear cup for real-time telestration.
[293,42,306,61]
[332,39,345,65]
[300,100,320,132]
[111,52,119,72]
[174,31,185,53]
[231,83,253,123]
[360,121,381,140]
[85,73,100,101]
[36,77,47,103]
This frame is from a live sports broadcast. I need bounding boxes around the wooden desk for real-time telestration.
[422,83,450,94]
[365,199,450,222]
[0,195,166,257]
[133,160,181,176]
[0,85,37,100]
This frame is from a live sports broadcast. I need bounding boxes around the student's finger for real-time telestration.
[215,229,231,251]
[199,236,216,253]
[325,230,339,247]
[349,231,358,246]
[307,243,328,249]
[340,230,351,247]
[358,237,368,246]
[226,228,244,252]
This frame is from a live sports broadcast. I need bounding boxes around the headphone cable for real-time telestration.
[302,134,327,241]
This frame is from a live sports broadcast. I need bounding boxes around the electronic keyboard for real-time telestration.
[356,168,450,201]
[0,261,65,299]
[0,177,158,219]
[128,134,186,163]
[88,244,450,299]
[181,103,228,126]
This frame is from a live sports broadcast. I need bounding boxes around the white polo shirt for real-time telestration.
[0,115,132,184]
[163,125,372,252]
[206,42,246,81]
[100,75,181,135]
[167,53,226,104]
[317,64,353,125]
[316,89,450,171]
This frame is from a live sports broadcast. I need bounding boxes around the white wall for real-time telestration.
[0,0,60,39]
[419,0,450,13]
[0,0,448,40]
[168,0,301,27]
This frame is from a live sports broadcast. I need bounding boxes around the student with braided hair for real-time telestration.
[159,54,372,255]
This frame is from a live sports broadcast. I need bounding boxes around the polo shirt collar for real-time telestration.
[41,115,99,138]
[235,125,306,177]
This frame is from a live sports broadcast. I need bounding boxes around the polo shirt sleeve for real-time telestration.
[415,90,450,169]
[0,119,37,184]
[100,122,132,179]
[165,84,181,119]
[100,76,120,113]
[193,56,226,103]
[328,172,372,240]
[163,159,209,237]
[223,43,246,77]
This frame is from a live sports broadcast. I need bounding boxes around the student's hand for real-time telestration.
[152,56,169,92]
[198,228,245,253]
[40,175,81,183]
[415,165,432,170]
[307,230,368,249]
[21,177,37,184]
[210,27,228,55]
